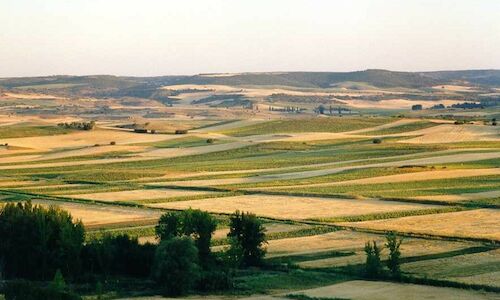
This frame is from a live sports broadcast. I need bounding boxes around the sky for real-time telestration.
[1,0,499,77]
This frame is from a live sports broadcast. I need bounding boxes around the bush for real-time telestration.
[206,138,215,144]
[152,237,200,296]
[372,138,382,144]
[364,240,382,278]
[109,141,116,145]
[4,280,81,300]
[196,269,233,292]
[175,129,188,134]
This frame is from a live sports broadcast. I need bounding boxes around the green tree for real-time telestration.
[155,212,181,240]
[0,201,84,280]
[156,209,216,268]
[364,240,382,278]
[152,237,200,296]
[227,211,267,267]
[385,232,403,277]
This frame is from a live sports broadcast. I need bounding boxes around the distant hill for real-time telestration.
[1,70,499,96]
[177,70,441,89]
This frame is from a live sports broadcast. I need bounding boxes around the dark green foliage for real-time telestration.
[152,237,200,296]
[57,121,95,130]
[155,212,181,240]
[4,280,81,300]
[372,138,382,144]
[228,211,267,267]
[364,240,382,278]
[0,201,84,280]
[196,268,233,292]
[156,209,217,268]
[82,234,155,278]
[385,232,403,277]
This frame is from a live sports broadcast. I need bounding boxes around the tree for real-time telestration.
[82,233,155,278]
[182,209,217,267]
[155,209,217,268]
[364,240,382,278]
[0,201,84,280]
[152,237,200,296]
[385,232,403,277]
[155,212,181,241]
[227,211,267,267]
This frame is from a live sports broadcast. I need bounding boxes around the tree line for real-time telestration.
[0,201,267,298]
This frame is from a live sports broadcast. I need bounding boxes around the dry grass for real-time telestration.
[411,190,500,202]
[402,124,500,144]
[31,200,162,228]
[0,128,177,151]
[401,249,500,288]
[266,230,473,261]
[68,188,213,202]
[150,195,438,220]
[292,280,499,300]
[344,209,500,241]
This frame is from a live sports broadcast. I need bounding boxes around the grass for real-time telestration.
[222,117,391,136]
[234,269,349,294]
[0,124,74,139]
[276,175,500,199]
[224,166,434,189]
[141,136,228,148]
[360,120,438,135]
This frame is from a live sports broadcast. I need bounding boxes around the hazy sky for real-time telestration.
[1,0,499,77]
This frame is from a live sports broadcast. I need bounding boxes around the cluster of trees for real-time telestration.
[364,232,403,279]
[0,202,267,298]
[57,121,95,130]
[153,209,267,295]
[314,105,351,115]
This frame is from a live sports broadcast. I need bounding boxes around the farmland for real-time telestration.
[0,72,498,299]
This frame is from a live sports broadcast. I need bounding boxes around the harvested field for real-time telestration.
[150,195,439,220]
[310,168,500,187]
[67,188,213,202]
[266,230,473,260]
[0,128,177,151]
[291,280,499,300]
[402,124,500,144]
[402,249,500,288]
[345,209,500,241]
[411,190,500,202]
[31,200,163,228]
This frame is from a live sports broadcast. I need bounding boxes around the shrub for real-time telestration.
[372,138,382,144]
[109,141,116,145]
[152,237,200,296]
[206,138,215,144]
[4,280,81,300]
[196,269,233,292]
[175,129,188,134]
[364,240,382,278]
